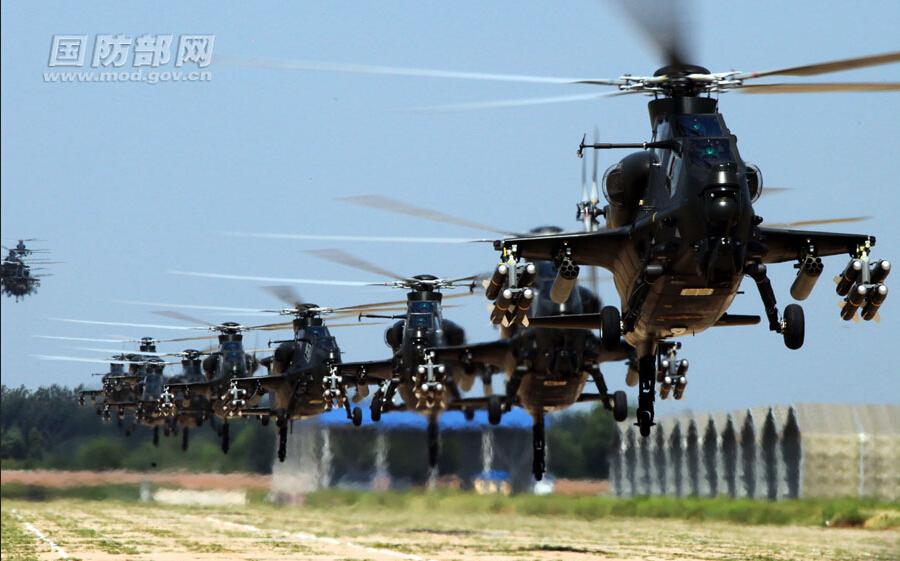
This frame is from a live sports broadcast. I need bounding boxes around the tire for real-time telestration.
[487,396,502,426]
[783,304,805,350]
[463,407,475,421]
[613,390,628,422]
[371,393,383,422]
[600,306,621,351]
[352,407,363,427]
[638,410,652,437]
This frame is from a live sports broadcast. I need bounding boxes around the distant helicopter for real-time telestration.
[122,287,395,461]
[50,315,285,452]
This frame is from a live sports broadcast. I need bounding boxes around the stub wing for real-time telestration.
[228,374,288,394]
[428,340,511,372]
[495,227,630,270]
[332,359,395,383]
[756,227,874,264]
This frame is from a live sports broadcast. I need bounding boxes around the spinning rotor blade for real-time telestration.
[50,318,200,331]
[223,231,486,244]
[154,310,217,327]
[766,216,872,229]
[261,285,304,309]
[221,55,620,85]
[35,335,135,344]
[73,347,183,358]
[738,51,900,79]
[613,0,692,68]
[114,300,270,314]
[32,354,176,366]
[406,90,633,112]
[169,270,377,287]
[35,333,217,344]
[738,82,900,94]
[339,195,519,237]
[305,248,407,281]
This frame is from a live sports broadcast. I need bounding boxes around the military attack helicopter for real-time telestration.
[121,287,399,461]
[231,196,635,480]
[170,250,485,468]
[1,241,56,300]
[218,13,896,447]
[50,315,285,452]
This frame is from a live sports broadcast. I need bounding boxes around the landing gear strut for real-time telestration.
[152,426,160,447]
[181,426,189,452]
[590,365,627,422]
[532,412,546,481]
[635,355,656,437]
[221,421,230,454]
[276,416,288,462]
[747,262,805,349]
[427,416,439,468]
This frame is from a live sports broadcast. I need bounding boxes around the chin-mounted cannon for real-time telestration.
[836,243,889,322]
[486,254,538,327]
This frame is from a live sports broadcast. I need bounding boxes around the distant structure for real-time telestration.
[269,408,535,500]
[608,404,899,501]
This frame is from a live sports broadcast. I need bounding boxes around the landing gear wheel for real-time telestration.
[371,391,383,422]
[600,306,622,351]
[463,407,475,421]
[351,407,363,427]
[277,419,288,462]
[637,410,653,437]
[261,415,270,427]
[613,390,628,422]
[181,427,189,452]
[221,421,230,454]
[427,419,439,468]
[487,395,502,426]
[783,304,805,350]
[635,355,656,438]
[152,426,160,447]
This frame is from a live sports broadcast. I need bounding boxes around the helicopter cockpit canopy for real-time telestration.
[407,300,438,331]
[220,340,247,375]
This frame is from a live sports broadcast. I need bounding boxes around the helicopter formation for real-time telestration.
[25,11,897,481]
[1,239,56,301]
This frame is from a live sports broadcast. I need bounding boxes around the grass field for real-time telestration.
[1,489,898,561]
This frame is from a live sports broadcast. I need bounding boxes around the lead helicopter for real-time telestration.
[217,4,895,439]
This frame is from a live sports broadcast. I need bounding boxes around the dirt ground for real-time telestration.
[0,470,270,490]
[2,498,897,561]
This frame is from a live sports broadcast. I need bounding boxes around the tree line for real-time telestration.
[0,385,616,480]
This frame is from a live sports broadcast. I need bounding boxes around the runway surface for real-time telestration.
[3,498,898,561]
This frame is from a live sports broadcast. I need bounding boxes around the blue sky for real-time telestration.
[2,1,898,415]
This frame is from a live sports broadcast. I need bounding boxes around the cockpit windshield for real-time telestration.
[673,115,723,138]
[409,301,435,314]
[220,341,245,375]
[408,313,434,330]
[298,326,338,351]
[687,138,734,168]
[407,301,437,330]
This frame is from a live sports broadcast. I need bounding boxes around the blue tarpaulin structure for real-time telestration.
[307,406,540,430]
